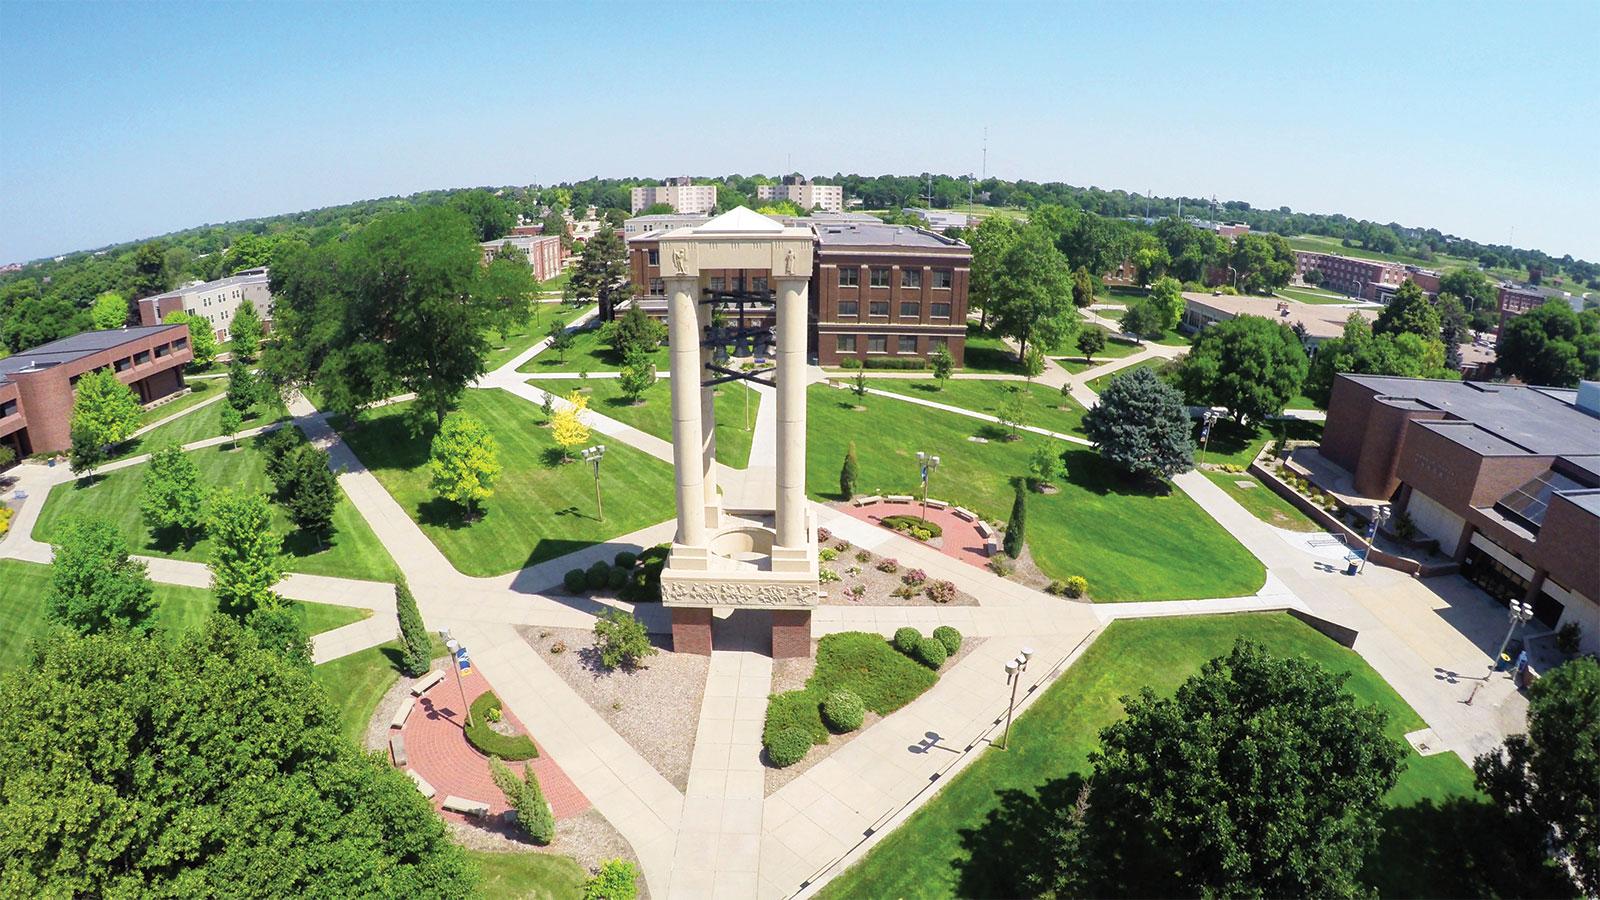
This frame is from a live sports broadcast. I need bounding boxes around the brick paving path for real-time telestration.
[836,500,993,569]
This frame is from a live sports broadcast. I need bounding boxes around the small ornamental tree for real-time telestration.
[163,309,219,368]
[851,368,867,398]
[46,517,156,634]
[219,405,244,449]
[996,384,1028,438]
[206,488,283,619]
[1021,346,1046,382]
[1076,328,1106,362]
[489,758,555,845]
[282,444,338,544]
[394,578,432,677]
[1082,366,1195,480]
[593,609,656,670]
[68,368,141,474]
[428,413,502,519]
[139,443,208,542]
[1028,443,1061,489]
[583,860,639,900]
[230,300,264,362]
[226,357,257,416]
[618,347,656,403]
[840,442,859,499]
[931,343,954,389]
[1003,481,1026,558]
[90,291,127,330]
[549,392,590,462]
[545,319,575,363]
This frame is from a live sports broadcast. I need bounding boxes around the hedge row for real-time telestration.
[464,692,539,761]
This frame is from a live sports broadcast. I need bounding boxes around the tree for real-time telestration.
[128,240,171,298]
[479,242,539,338]
[1003,481,1026,558]
[1146,275,1184,332]
[851,368,866,398]
[967,216,1020,327]
[1304,314,1457,407]
[428,412,502,519]
[281,443,338,544]
[1083,639,1403,898]
[226,356,257,416]
[639,201,675,216]
[0,618,476,896]
[1176,315,1308,422]
[449,188,513,242]
[549,392,591,462]
[1440,267,1495,313]
[606,302,667,359]
[1076,328,1107,362]
[840,442,858,499]
[46,517,156,634]
[90,291,127,330]
[139,443,208,542]
[1374,281,1441,340]
[1120,300,1168,338]
[230,299,264,362]
[395,578,433,677]
[1028,443,1060,490]
[583,860,639,900]
[1498,300,1600,387]
[220,405,244,449]
[1228,232,1295,294]
[1070,265,1096,308]
[987,225,1076,359]
[546,318,575,363]
[930,343,954,389]
[163,309,219,368]
[67,368,141,474]
[996,384,1028,437]
[1081,367,1195,480]
[489,758,556,844]
[593,609,656,669]
[1474,657,1599,895]
[617,347,657,403]
[567,225,630,322]
[245,605,312,668]
[1021,346,1046,381]
[207,488,283,619]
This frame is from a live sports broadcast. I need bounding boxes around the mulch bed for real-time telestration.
[816,530,978,608]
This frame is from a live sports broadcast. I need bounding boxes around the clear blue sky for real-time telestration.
[2,0,1596,264]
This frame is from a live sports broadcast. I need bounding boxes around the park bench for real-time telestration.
[442,795,490,817]
[886,494,914,503]
[408,770,436,800]
[388,734,407,766]
[926,498,948,509]
[390,697,415,730]
[952,507,975,522]
[975,521,993,539]
[854,495,881,506]
[411,670,445,696]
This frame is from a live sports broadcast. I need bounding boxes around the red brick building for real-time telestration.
[1293,250,1438,302]
[481,234,566,283]
[628,213,970,367]
[0,324,194,457]
[1495,282,1587,333]
[1320,374,1600,649]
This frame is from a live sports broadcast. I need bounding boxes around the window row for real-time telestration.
[835,334,949,354]
[110,337,189,373]
[838,267,952,289]
[835,300,952,319]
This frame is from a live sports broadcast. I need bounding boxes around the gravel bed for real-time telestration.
[363,654,449,753]
[519,625,707,791]
[449,808,648,897]
[816,534,978,607]
[763,635,983,796]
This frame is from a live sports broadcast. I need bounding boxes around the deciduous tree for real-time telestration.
[546,319,575,363]
[1147,275,1184,332]
[449,188,514,242]
[996,384,1028,437]
[479,242,539,338]
[67,368,141,475]
[1176,314,1308,422]
[605,302,667,359]
[206,488,283,619]
[90,291,127,330]
[593,609,657,670]
[1374,280,1441,340]
[1076,328,1107,362]
[139,443,208,542]
[618,347,657,403]
[550,392,591,463]
[230,299,264,362]
[219,405,244,449]
[1304,314,1457,407]
[987,225,1076,360]
[1227,232,1295,294]
[427,412,501,520]
[163,309,219,368]
[1081,367,1194,480]
[1497,300,1600,387]
[967,217,1020,327]
[46,517,156,634]
[930,343,954,388]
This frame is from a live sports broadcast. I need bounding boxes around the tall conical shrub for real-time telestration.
[840,442,859,500]
[395,578,432,677]
[1003,481,1026,558]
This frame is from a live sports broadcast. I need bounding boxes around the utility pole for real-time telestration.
[981,126,988,181]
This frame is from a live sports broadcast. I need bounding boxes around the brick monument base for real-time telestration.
[670,607,714,656]
[771,610,812,659]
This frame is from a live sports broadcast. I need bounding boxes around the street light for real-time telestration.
[1198,410,1221,466]
[916,451,941,523]
[997,647,1034,750]
[1494,599,1535,671]
[440,629,474,727]
[1358,504,1391,574]
[580,444,606,522]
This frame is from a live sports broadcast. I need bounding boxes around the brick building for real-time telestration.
[137,268,272,341]
[631,177,717,214]
[0,324,194,457]
[1496,282,1587,333]
[1293,251,1438,302]
[627,209,970,367]
[1320,374,1600,651]
[756,176,844,213]
[481,234,566,282]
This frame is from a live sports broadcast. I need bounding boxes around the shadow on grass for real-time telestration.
[281,526,338,559]
[148,524,202,555]
[954,774,1089,899]
[1362,796,1577,899]
[417,497,474,530]
[1062,449,1173,498]
[336,413,431,472]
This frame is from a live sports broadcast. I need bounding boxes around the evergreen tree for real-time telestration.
[488,757,555,845]
[46,517,156,634]
[282,443,338,545]
[395,578,433,677]
[840,442,859,499]
[230,300,264,362]
[1082,367,1196,480]
[1071,265,1097,308]
[207,488,283,619]
[139,443,209,543]
[226,357,257,415]
[1003,481,1026,558]
[566,226,630,321]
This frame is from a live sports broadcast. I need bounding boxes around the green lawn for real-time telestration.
[37,432,398,582]
[1198,417,1324,468]
[0,558,370,670]
[517,322,668,375]
[1278,286,1359,305]
[335,388,677,576]
[1204,470,1322,533]
[862,378,1086,437]
[1094,306,1127,322]
[139,378,225,427]
[822,613,1481,900]
[529,377,760,468]
[1085,359,1164,394]
[808,384,1263,601]
[1053,334,1143,374]
[468,850,587,900]
[1285,392,1320,411]
[116,389,290,460]
[960,324,1023,374]
[484,303,595,372]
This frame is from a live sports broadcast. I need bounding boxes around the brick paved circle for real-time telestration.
[838,500,994,569]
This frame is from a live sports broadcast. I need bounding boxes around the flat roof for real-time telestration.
[1560,488,1600,517]
[814,221,967,250]
[153,268,268,300]
[0,324,184,383]
[1183,291,1374,340]
[1341,374,1600,457]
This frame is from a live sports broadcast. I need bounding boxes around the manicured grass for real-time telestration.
[822,613,1480,900]
[808,384,1263,601]
[862,378,1087,437]
[336,388,676,576]
[959,324,1023,374]
[529,377,760,468]
[37,432,398,582]
[764,631,939,759]
[0,558,370,670]
[484,303,596,371]
[115,389,290,460]
[1085,359,1164,394]
[139,378,225,427]
[1094,306,1127,322]
[1285,392,1320,411]
[1204,470,1322,533]
[518,322,668,374]
[1053,334,1143,374]
[1197,417,1324,468]
[468,850,587,900]
[312,632,448,743]
[1278,286,1359,305]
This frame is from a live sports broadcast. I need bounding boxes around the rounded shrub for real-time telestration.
[821,690,866,733]
[1063,575,1088,599]
[765,725,813,767]
[563,568,587,593]
[613,550,637,569]
[912,636,949,670]
[585,560,610,590]
[607,565,628,590]
[892,627,922,655]
[932,626,963,656]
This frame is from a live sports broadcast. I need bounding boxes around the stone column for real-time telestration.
[774,275,810,548]
[666,274,706,548]
[697,295,718,523]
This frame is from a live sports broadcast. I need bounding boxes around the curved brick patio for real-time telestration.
[838,500,994,569]
[401,667,589,824]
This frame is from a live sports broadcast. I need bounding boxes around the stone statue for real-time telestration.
[783,247,796,275]
[672,247,687,274]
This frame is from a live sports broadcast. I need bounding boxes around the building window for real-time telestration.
[839,267,858,287]
[134,350,151,365]
[867,335,887,353]
[928,336,947,349]
[836,334,857,353]
[870,267,890,287]
[647,249,659,266]
[173,337,187,350]
[901,268,922,289]
[753,276,768,293]
[930,302,952,318]
[155,344,170,358]
[113,357,132,372]
[1,399,17,418]
[710,276,725,292]
[933,269,952,289]
[649,278,665,296]
[869,301,889,317]
[899,301,920,318]
[837,300,859,317]
[897,335,918,354]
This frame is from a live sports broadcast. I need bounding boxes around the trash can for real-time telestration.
[1346,558,1360,576]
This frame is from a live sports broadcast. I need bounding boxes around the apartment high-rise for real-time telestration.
[630,177,718,214]
[756,176,844,213]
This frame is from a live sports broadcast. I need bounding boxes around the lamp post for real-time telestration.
[1358,504,1391,574]
[440,630,473,727]
[916,451,941,523]
[580,444,606,522]
[1198,410,1220,466]
[997,647,1034,750]
[1494,599,1535,671]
